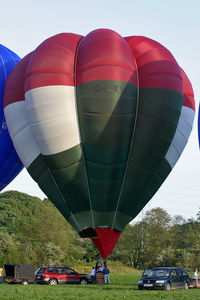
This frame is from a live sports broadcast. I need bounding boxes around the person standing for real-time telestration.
[104,266,110,284]
[91,267,96,284]
[194,269,198,287]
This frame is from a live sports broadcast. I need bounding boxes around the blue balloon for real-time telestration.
[0,44,23,190]
[198,103,200,148]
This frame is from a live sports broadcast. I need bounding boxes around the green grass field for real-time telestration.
[1,272,200,300]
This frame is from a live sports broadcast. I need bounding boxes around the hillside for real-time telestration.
[0,190,95,267]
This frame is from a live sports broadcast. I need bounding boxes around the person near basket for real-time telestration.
[90,267,96,284]
[104,267,110,284]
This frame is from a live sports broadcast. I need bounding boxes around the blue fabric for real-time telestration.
[0,45,23,190]
[104,268,110,274]
[198,104,200,148]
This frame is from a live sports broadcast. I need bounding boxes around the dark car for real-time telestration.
[35,266,90,285]
[138,267,190,290]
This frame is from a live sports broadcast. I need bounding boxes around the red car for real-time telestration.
[35,266,90,285]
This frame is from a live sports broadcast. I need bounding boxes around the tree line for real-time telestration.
[0,191,199,270]
[110,208,200,271]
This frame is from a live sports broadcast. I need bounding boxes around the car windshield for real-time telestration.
[36,268,46,275]
[143,269,152,276]
[148,269,170,277]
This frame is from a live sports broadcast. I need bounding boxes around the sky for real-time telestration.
[1,0,200,221]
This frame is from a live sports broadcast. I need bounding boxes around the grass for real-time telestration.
[0,272,200,300]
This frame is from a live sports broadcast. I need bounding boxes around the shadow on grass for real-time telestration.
[80,283,139,291]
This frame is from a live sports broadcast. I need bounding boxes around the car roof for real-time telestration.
[38,266,75,270]
[40,266,72,268]
[154,267,171,269]
[153,267,185,270]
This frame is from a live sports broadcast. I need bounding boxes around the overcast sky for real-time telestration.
[2,0,200,221]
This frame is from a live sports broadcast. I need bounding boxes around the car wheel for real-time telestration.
[80,278,88,284]
[184,282,189,289]
[49,278,58,285]
[138,286,143,290]
[21,280,29,285]
[165,282,171,290]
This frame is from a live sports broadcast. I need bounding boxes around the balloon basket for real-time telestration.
[95,271,104,284]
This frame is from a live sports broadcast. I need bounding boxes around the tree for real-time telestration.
[111,208,172,268]
[0,233,21,264]
[111,221,149,268]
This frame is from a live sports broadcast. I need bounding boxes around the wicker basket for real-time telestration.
[95,271,104,284]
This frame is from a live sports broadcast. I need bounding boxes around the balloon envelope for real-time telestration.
[0,45,23,191]
[4,29,195,258]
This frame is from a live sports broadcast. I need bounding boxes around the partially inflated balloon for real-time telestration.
[0,45,23,190]
[4,29,195,258]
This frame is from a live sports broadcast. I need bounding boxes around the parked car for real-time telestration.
[138,267,190,290]
[35,266,91,285]
[4,264,35,285]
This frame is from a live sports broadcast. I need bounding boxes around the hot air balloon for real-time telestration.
[0,44,23,191]
[3,29,195,258]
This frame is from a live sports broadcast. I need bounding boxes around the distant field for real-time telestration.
[0,272,199,300]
